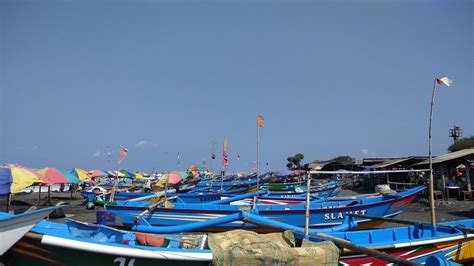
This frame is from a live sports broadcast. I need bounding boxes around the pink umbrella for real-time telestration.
[167,171,183,186]
[37,168,69,184]
[89,170,109,178]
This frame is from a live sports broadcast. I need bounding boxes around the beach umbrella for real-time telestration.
[57,169,81,184]
[119,170,134,179]
[37,168,74,184]
[89,170,109,178]
[8,167,45,193]
[168,171,183,185]
[0,168,12,198]
[69,168,90,181]
[135,172,144,180]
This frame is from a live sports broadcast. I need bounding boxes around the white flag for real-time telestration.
[436,77,453,86]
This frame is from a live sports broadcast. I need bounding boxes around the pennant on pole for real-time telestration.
[118,145,128,164]
[223,138,229,166]
[436,77,453,86]
[257,115,264,128]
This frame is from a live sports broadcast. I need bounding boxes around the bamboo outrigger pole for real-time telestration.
[428,78,437,225]
[304,171,311,236]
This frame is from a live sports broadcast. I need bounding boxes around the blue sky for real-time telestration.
[1,0,472,173]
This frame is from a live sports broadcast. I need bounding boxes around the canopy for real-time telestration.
[168,171,183,185]
[134,172,144,180]
[69,168,90,181]
[57,169,81,184]
[37,168,80,184]
[188,165,205,172]
[120,170,134,179]
[89,170,109,178]
[0,168,12,198]
[9,167,45,193]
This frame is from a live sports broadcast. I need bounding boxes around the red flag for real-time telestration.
[257,115,264,128]
[118,145,128,164]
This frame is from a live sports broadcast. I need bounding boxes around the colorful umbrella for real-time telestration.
[135,172,144,180]
[7,167,45,193]
[168,171,183,185]
[0,168,12,198]
[37,168,79,184]
[119,170,134,179]
[89,170,109,178]
[69,168,90,181]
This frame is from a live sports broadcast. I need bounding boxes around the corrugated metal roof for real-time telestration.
[370,158,410,169]
[413,148,474,166]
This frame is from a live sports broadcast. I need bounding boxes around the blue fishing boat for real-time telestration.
[0,206,62,255]
[3,211,472,265]
[0,212,347,266]
[98,186,426,232]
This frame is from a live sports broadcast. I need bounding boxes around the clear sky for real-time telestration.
[1,0,472,173]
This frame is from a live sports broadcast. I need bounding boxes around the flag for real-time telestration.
[223,138,229,166]
[106,146,111,163]
[211,153,216,160]
[257,115,264,128]
[118,145,128,164]
[237,154,240,160]
[436,77,453,86]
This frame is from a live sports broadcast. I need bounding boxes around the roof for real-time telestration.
[367,156,428,169]
[413,148,474,166]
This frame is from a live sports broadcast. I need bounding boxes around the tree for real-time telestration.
[286,153,305,169]
[448,136,474,152]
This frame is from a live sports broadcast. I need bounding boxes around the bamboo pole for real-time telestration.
[304,172,311,236]
[428,78,437,225]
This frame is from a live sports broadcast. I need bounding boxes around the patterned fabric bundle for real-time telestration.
[208,230,340,265]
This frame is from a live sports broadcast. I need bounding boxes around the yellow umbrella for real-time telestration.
[71,168,90,181]
[135,172,144,180]
[10,167,45,193]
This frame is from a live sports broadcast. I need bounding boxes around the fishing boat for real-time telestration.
[306,218,474,265]
[0,212,344,266]
[97,186,426,232]
[0,206,61,255]
[3,212,471,265]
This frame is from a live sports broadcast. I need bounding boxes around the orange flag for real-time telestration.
[257,115,264,128]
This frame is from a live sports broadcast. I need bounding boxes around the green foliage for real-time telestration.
[448,136,474,152]
[287,153,305,169]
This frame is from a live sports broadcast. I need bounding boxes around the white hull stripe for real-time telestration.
[41,235,213,261]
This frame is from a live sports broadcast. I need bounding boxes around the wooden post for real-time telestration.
[47,186,51,205]
[466,159,471,192]
[37,185,42,205]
